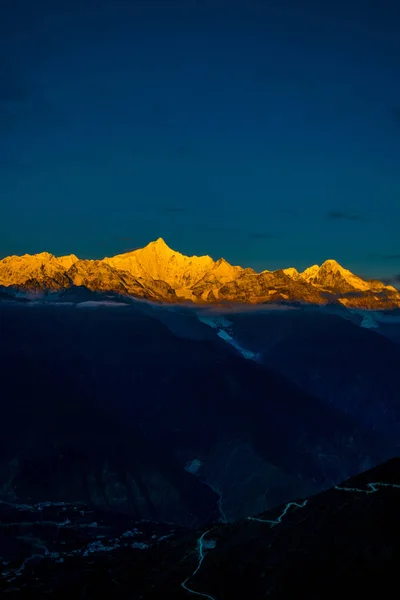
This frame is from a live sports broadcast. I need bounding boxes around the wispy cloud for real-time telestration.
[381,274,400,286]
[159,206,186,214]
[248,232,275,239]
[0,56,34,103]
[97,236,135,249]
[392,107,400,124]
[175,144,190,156]
[326,211,361,221]
[369,253,400,260]
[0,155,33,173]
[0,56,65,139]
[172,143,210,162]
[121,247,141,253]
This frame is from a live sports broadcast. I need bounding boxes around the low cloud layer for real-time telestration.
[326,211,361,221]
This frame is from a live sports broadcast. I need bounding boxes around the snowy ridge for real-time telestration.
[1,238,398,309]
[352,309,400,329]
[197,314,260,361]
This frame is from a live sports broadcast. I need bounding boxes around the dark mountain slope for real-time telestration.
[0,304,390,522]
[203,307,400,439]
[1,458,400,598]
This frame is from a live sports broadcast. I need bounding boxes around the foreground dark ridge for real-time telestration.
[2,303,395,527]
[1,238,399,308]
[1,458,400,598]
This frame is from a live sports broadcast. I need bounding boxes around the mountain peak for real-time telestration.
[320,259,344,270]
[301,264,320,279]
[151,237,170,249]
[141,238,176,256]
[283,267,301,279]
[56,254,79,270]
[103,238,215,294]
[35,251,54,259]
[1,240,399,308]
[301,259,375,293]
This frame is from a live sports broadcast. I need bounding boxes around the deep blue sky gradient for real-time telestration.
[0,0,399,278]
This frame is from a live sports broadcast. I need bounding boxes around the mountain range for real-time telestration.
[2,250,400,596]
[1,238,399,308]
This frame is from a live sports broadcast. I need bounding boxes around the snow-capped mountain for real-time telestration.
[300,259,396,294]
[0,238,399,308]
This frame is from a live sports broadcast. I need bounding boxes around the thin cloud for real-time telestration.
[0,105,22,136]
[248,232,275,239]
[0,156,32,173]
[121,247,141,253]
[326,211,361,221]
[172,144,210,162]
[149,102,170,123]
[159,206,186,214]
[381,274,400,286]
[97,236,135,249]
[392,107,400,124]
[0,56,33,103]
[369,253,400,260]
[175,144,190,156]
[0,57,65,138]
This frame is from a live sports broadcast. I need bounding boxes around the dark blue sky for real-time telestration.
[1,0,399,278]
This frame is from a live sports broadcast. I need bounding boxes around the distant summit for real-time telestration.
[0,240,399,309]
[301,259,378,294]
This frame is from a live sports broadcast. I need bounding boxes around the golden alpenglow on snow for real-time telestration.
[0,239,399,309]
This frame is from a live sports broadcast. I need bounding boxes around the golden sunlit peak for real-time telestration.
[301,264,320,278]
[1,239,399,308]
[283,267,300,276]
[153,237,168,246]
[321,259,343,269]
[27,251,55,260]
[56,254,79,269]
[145,237,173,252]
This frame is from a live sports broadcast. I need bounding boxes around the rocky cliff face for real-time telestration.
[1,238,399,308]
[66,260,177,300]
